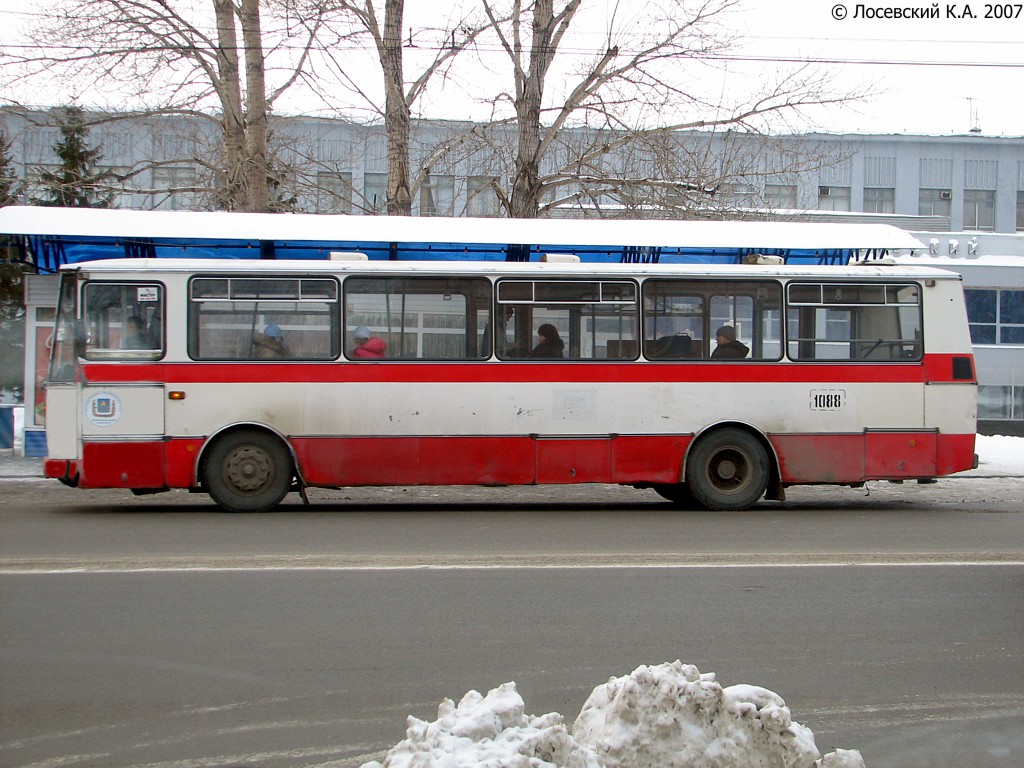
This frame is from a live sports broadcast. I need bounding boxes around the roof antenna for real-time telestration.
[965,97,982,134]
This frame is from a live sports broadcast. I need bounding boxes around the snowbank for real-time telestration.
[970,434,1024,477]
[362,661,864,768]
[361,681,602,768]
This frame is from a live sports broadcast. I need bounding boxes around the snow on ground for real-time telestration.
[362,661,864,768]
[970,434,1024,477]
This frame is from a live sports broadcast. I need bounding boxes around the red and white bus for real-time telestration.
[42,246,977,512]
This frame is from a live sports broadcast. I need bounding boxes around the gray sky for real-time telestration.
[1,0,1020,137]
[731,0,1023,135]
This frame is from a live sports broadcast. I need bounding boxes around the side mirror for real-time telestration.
[73,320,87,359]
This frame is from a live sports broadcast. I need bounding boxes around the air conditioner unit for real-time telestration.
[818,186,831,197]
[940,190,952,200]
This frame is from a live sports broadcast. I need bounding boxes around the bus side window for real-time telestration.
[189,277,339,361]
[344,276,491,360]
[82,282,164,360]
[786,282,922,361]
[495,279,639,360]
[642,279,782,361]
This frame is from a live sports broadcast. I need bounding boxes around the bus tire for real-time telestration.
[204,430,293,513]
[685,428,769,511]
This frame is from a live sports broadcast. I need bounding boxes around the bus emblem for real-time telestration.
[86,392,122,427]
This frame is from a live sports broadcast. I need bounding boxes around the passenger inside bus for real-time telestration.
[529,323,565,358]
[253,323,289,359]
[121,315,151,349]
[651,333,693,358]
[710,325,749,359]
[352,325,387,359]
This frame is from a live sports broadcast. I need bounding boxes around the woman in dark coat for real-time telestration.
[530,323,565,358]
[710,325,749,359]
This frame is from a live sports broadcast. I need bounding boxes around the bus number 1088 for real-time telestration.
[810,389,846,411]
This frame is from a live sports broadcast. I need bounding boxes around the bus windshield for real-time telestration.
[48,272,79,383]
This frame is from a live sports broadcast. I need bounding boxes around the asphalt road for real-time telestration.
[1,475,1023,768]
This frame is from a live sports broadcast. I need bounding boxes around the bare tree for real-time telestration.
[479,0,866,219]
[1,0,352,212]
[325,1,494,215]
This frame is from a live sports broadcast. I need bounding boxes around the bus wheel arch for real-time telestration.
[199,425,298,513]
[683,424,780,511]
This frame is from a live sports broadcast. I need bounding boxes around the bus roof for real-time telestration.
[68,257,963,281]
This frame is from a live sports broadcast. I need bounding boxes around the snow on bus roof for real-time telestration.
[0,205,924,251]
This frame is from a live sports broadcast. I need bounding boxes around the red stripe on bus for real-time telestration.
[80,353,973,386]
[65,431,976,492]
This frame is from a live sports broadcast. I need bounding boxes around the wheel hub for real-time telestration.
[715,459,738,481]
[710,449,748,491]
[225,446,272,492]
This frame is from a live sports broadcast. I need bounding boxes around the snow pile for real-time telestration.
[573,661,820,767]
[362,661,865,768]
[361,681,602,768]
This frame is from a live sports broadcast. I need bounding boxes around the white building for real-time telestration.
[2,108,1023,231]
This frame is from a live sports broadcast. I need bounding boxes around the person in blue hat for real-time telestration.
[253,323,289,358]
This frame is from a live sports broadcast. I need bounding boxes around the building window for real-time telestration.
[919,188,952,218]
[978,384,1024,421]
[763,184,797,210]
[964,189,996,231]
[419,175,454,217]
[863,188,895,214]
[316,171,352,214]
[23,129,60,162]
[720,183,757,209]
[466,176,500,217]
[362,172,388,213]
[965,289,1024,344]
[817,186,851,212]
[101,165,138,209]
[1017,190,1024,232]
[153,166,198,210]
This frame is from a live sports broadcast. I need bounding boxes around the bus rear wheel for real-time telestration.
[204,430,293,513]
[685,428,769,511]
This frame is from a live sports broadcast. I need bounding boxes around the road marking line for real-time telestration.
[1,553,1023,574]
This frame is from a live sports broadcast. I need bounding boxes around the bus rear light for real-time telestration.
[168,390,186,400]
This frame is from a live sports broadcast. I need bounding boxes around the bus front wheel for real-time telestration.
[204,430,293,513]
[685,428,769,511]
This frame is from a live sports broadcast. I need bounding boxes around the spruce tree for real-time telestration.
[32,106,114,208]
[0,133,28,401]
[0,132,21,207]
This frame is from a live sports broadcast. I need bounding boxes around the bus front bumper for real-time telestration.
[44,458,80,487]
